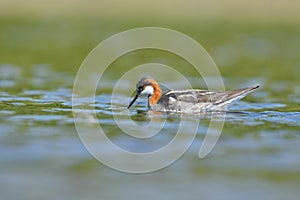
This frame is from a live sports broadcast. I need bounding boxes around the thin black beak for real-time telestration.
[128,94,139,109]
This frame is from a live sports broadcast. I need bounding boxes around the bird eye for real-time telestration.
[138,86,144,91]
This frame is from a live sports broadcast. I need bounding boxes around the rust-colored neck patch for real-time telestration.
[149,80,161,106]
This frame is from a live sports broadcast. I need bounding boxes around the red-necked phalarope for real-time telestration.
[128,76,260,113]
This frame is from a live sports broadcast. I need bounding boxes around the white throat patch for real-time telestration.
[141,85,154,96]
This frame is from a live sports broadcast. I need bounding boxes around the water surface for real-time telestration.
[1,19,300,200]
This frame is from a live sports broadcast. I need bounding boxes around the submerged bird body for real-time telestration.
[128,77,259,113]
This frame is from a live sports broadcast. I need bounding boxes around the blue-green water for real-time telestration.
[1,19,300,200]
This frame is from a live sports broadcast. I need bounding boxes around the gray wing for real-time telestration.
[159,84,259,111]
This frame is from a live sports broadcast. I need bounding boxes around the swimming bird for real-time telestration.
[128,76,259,113]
